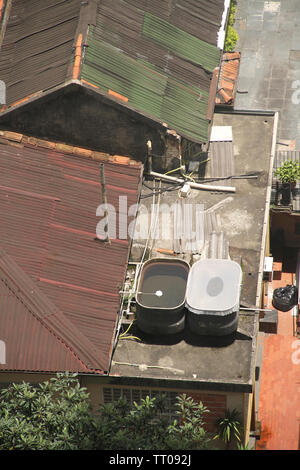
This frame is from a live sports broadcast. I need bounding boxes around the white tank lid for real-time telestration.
[186,259,242,313]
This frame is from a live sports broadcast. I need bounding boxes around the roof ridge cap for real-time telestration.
[0,129,141,167]
[0,246,107,373]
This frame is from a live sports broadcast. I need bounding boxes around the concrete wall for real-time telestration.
[0,372,56,388]
[85,379,245,433]
[271,210,300,248]
[0,84,166,164]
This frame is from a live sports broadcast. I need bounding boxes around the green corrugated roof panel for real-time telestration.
[142,12,221,73]
[83,39,167,118]
[162,81,210,142]
[82,10,221,143]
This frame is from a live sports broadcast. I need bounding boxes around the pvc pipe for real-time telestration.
[240,307,273,312]
[149,171,236,193]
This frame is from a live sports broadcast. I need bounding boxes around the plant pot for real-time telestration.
[281,182,291,205]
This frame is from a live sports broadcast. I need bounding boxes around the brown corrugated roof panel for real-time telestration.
[81,0,224,143]
[0,247,103,373]
[0,0,82,106]
[0,0,226,145]
[0,132,143,374]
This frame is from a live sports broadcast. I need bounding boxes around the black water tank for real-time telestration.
[136,258,189,335]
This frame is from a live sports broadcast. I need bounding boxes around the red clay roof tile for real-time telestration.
[216,52,241,106]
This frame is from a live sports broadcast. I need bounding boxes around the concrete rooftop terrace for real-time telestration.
[110,112,276,392]
[234,0,300,148]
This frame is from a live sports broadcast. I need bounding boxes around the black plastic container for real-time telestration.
[136,258,190,335]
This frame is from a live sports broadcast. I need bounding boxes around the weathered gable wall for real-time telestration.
[0,84,166,163]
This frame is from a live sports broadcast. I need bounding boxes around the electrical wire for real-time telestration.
[112,178,162,351]
[119,320,141,342]
[195,172,260,183]
[140,183,182,199]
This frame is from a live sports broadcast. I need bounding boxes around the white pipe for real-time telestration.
[255,111,279,307]
[149,171,236,193]
[240,307,273,312]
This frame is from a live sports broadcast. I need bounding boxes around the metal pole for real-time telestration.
[147,140,152,173]
[99,162,110,244]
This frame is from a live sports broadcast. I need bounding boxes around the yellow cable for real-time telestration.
[164,166,182,175]
[120,320,133,338]
[120,335,141,341]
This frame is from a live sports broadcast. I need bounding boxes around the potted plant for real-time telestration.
[274,160,300,205]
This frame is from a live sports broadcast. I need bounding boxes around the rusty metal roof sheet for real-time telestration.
[0,0,82,106]
[81,0,223,143]
[0,247,103,373]
[0,0,225,144]
[0,131,142,374]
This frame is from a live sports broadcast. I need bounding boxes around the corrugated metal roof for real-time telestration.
[208,140,235,186]
[124,0,225,46]
[0,131,143,373]
[0,0,82,106]
[0,1,224,143]
[0,247,102,373]
[81,0,223,143]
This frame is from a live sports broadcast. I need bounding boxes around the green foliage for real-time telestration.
[94,393,213,450]
[166,394,212,450]
[224,25,239,52]
[228,0,237,26]
[214,408,242,449]
[0,372,95,450]
[274,160,300,183]
[237,441,254,450]
[224,0,239,51]
[0,374,216,450]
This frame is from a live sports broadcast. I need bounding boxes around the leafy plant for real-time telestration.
[166,394,212,450]
[95,393,213,450]
[0,372,95,450]
[0,375,218,450]
[237,441,254,450]
[224,0,239,51]
[214,408,242,449]
[274,160,300,183]
[224,25,239,52]
[228,0,237,26]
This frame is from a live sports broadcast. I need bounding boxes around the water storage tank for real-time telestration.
[185,259,242,336]
[136,258,190,335]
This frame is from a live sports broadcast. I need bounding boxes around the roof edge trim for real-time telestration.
[0,127,142,168]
